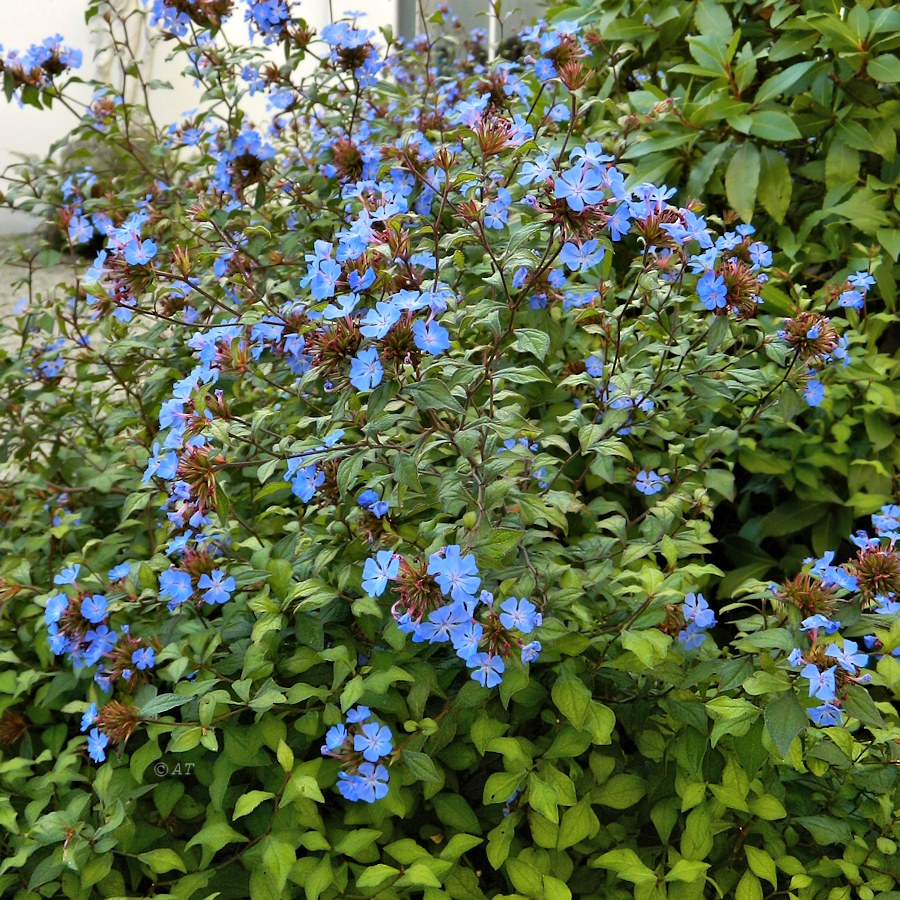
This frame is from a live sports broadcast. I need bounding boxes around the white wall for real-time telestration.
[0,0,398,233]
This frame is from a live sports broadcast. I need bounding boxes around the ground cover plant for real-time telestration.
[0,2,899,898]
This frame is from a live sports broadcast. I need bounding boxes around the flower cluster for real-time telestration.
[677,593,716,649]
[320,707,393,802]
[363,545,541,688]
[776,504,899,725]
[0,35,82,103]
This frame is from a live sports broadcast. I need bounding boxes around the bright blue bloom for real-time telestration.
[355,762,390,802]
[698,272,727,311]
[801,663,837,702]
[290,464,325,502]
[354,722,393,762]
[359,302,401,339]
[554,164,604,212]
[412,319,450,355]
[683,593,716,629]
[362,550,399,597]
[804,377,825,407]
[808,703,843,726]
[838,289,864,310]
[518,153,554,186]
[346,706,371,724]
[81,703,98,732]
[198,569,235,605]
[499,597,538,634]
[349,348,384,391]
[607,204,632,241]
[55,564,81,585]
[358,489,379,509]
[635,470,669,495]
[825,640,868,673]
[159,569,194,610]
[586,355,604,377]
[370,501,389,518]
[452,622,484,660]
[45,593,68,625]
[678,622,708,650]
[123,239,157,266]
[800,614,841,634]
[787,648,804,667]
[427,545,481,602]
[468,652,505,688]
[81,595,108,624]
[132,647,156,670]
[521,641,542,664]
[559,240,605,272]
[417,603,470,643]
[322,723,348,751]
[108,563,131,581]
[87,728,108,763]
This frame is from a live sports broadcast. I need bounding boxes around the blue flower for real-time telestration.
[159,569,194,610]
[554,164,604,212]
[412,319,450,355]
[370,500,389,518]
[358,489,379,509]
[54,564,81,585]
[81,594,109,625]
[132,647,156,670]
[635,470,669,495]
[683,593,716,629]
[468,652,505,688]
[198,569,236,605]
[80,703,98,732]
[585,355,604,378]
[698,272,727,311]
[427,545,481,603]
[354,762,390,802]
[45,593,68,625]
[521,641,542,664]
[322,723,348,752]
[362,550,399,597]
[354,722,393,762]
[559,240,605,272]
[108,563,131,581]
[346,706,371,723]
[800,614,840,634]
[803,377,824,407]
[417,603,470,643]
[349,348,384,391]
[808,703,843,727]
[87,728,108,763]
[824,640,868,673]
[499,597,538,634]
[359,302,401,339]
[800,663,837,702]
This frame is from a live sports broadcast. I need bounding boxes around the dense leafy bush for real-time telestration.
[547,0,900,590]
[0,3,898,899]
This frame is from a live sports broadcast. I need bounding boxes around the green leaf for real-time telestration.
[137,849,187,874]
[745,846,777,888]
[551,672,615,744]
[764,690,808,757]
[403,379,465,416]
[233,790,275,819]
[755,60,817,102]
[706,698,760,747]
[403,749,441,783]
[512,328,551,361]
[665,859,710,883]
[595,774,647,809]
[867,54,900,82]
[748,110,802,141]
[356,864,400,889]
[725,143,760,222]
[591,849,656,885]
[735,871,763,900]
[825,139,860,189]
[757,146,792,224]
